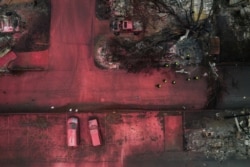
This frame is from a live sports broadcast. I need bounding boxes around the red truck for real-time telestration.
[67,116,80,147]
[88,119,102,146]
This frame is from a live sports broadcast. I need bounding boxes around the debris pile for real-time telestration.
[225,0,250,41]
[185,110,250,161]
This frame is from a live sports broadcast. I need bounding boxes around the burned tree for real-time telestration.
[96,0,216,73]
[108,28,185,73]
[95,0,111,20]
[131,0,192,34]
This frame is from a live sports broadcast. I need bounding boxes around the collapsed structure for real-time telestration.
[185,110,250,161]
[96,0,216,74]
[0,8,22,71]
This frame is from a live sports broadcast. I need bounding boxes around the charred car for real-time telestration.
[0,11,20,33]
[110,18,143,35]
[88,118,102,146]
[67,116,80,147]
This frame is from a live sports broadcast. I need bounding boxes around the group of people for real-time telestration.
[155,76,200,88]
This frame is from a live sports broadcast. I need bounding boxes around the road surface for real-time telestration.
[0,0,208,112]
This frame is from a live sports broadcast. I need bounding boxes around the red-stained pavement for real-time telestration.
[1,112,250,167]
[0,112,174,167]
[164,115,183,151]
[11,51,49,70]
[0,0,207,112]
[0,1,242,166]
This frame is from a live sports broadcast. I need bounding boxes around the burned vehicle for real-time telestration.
[88,118,102,146]
[0,10,21,71]
[110,18,143,35]
[67,116,80,147]
[0,11,20,33]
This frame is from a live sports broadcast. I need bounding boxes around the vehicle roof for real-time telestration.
[88,119,98,126]
[67,116,78,123]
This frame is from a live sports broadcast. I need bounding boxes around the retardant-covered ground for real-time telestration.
[0,0,209,166]
[0,0,207,113]
[0,111,182,167]
[1,111,250,167]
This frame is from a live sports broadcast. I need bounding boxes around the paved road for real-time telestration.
[0,0,207,112]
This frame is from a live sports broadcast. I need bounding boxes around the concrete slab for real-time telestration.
[164,115,183,151]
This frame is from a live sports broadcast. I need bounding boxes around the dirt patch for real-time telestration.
[19,116,51,129]
[106,113,123,124]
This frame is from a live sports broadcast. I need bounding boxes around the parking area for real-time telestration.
[0,111,171,166]
[2,111,250,167]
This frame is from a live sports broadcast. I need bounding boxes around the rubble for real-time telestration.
[0,0,50,53]
[224,0,250,41]
[185,110,250,161]
[0,9,22,60]
[95,0,217,74]
[0,11,20,33]
[208,62,218,79]
[0,51,16,72]
[109,0,133,18]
